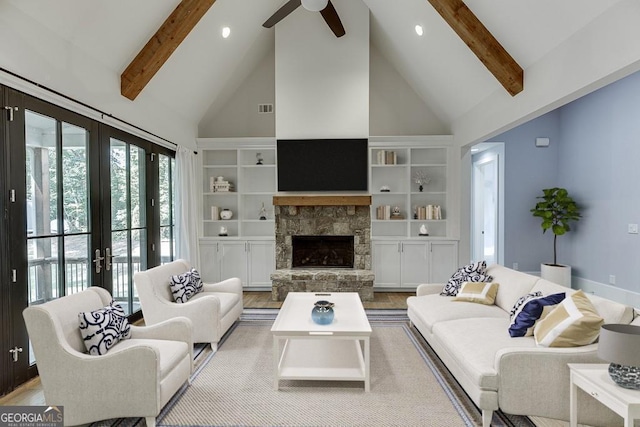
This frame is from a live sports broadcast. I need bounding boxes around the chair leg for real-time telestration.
[145,416,156,427]
[482,409,493,427]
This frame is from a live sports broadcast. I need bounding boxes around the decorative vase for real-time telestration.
[311,300,334,325]
[220,209,233,220]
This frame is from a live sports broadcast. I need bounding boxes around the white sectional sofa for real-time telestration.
[407,264,636,427]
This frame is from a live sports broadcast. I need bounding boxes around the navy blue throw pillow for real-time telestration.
[508,292,566,337]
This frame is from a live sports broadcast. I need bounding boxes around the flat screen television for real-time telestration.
[277,139,368,192]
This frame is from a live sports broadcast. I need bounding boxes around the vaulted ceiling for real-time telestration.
[2,0,639,147]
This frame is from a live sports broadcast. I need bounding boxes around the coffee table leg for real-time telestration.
[364,337,370,392]
[273,336,279,390]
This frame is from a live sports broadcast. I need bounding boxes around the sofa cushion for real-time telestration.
[453,282,499,305]
[431,317,539,391]
[487,264,540,312]
[440,261,491,296]
[78,301,131,355]
[508,292,566,337]
[585,293,635,325]
[111,338,189,378]
[190,291,240,317]
[534,290,604,347]
[169,268,203,303]
[407,294,508,334]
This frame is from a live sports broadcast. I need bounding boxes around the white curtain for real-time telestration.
[175,146,200,267]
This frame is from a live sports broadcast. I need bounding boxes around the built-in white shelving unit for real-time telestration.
[199,139,276,239]
[369,138,454,239]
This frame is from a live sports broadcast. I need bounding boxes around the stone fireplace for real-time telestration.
[270,195,374,301]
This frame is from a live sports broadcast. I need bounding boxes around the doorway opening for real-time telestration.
[471,143,504,266]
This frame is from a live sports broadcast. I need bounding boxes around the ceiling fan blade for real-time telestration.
[263,0,302,28]
[319,1,345,37]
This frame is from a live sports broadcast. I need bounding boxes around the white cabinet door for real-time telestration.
[199,241,221,282]
[429,241,459,283]
[372,241,401,288]
[400,242,429,287]
[248,241,275,287]
[219,241,248,285]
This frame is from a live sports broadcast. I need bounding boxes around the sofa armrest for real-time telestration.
[130,316,194,372]
[416,283,443,296]
[44,344,163,414]
[202,277,242,295]
[495,344,610,422]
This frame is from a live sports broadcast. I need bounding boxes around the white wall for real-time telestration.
[275,0,370,139]
[198,45,276,138]
[369,45,448,136]
[0,2,196,148]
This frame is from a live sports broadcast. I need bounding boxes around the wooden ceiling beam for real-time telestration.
[426,0,523,96]
[120,0,217,101]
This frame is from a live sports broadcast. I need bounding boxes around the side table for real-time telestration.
[569,363,640,427]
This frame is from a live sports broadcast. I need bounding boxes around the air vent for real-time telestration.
[258,104,274,114]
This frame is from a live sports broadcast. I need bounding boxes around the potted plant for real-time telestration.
[530,187,581,287]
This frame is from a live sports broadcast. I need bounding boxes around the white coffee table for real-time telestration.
[271,292,372,391]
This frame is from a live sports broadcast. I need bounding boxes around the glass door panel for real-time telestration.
[25,111,91,365]
[110,139,147,315]
[159,154,175,264]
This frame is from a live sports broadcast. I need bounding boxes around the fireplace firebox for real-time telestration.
[292,235,354,268]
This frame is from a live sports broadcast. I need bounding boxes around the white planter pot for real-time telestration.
[540,264,572,288]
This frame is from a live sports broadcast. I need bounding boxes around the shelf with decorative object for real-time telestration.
[198,138,276,239]
[368,137,457,239]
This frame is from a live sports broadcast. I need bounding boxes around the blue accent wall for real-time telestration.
[558,71,640,292]
[492,70,640,294]
[491,111,561,272]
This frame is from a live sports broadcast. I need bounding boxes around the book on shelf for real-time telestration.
[415,205,443,220]
[376,150,397,165]
[376,205,391,220]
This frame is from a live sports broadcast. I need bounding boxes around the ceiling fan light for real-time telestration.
[301,0,328,12]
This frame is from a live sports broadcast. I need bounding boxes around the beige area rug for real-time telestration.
[154,318,534,427]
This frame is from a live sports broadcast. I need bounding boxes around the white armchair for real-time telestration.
[134,259,243,351]
[23,286,192,427]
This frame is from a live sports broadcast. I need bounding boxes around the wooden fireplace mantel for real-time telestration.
[273,194,372,206]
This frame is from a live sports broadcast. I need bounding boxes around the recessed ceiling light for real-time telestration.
[222,26,231,39]
[415,25,424,36]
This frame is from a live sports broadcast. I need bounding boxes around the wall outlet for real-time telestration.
[629,224,639,234]
[609,275,616,285]
[513,262,519,270]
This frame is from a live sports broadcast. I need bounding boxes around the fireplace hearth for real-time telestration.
[292,235,354,268]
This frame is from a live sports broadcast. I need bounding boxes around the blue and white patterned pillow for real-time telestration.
[440,261,492,296]
[508,292,566,337]
[509,291,543,320]
[79,301,131,356]
[169,268,203,303]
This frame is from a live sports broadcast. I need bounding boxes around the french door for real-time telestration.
[0,86,175,395]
